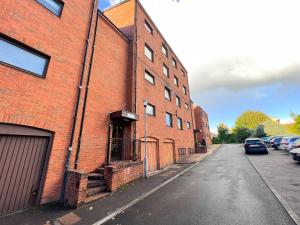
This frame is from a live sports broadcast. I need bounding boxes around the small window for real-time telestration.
[181,70,185,77]
[145,70,155,84]
[174,76,179,86]
[164,87,171,101]
[165,112,173,127]
[144,44,153,62]
[183,85,187,95]
[162,44,168,57]
[144,20,153,34]
[172,58,177,68]
[0,35,50,77]
[36,0,63,17]
[176,96,181,107]
[187,122,191,129]
[185,103,189,110]
[146,103,155,116]
[163,64,169,77]
[177,117,183,130]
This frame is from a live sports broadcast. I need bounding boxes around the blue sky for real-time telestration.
[100,0,300,131]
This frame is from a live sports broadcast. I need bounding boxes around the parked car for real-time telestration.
[292,138,300,149]
[261,137,271,146]
[290,148,300,161]
[282,137,300,151]
[244,138,268,154]
[279,137,291,150]
[270,137,283,150]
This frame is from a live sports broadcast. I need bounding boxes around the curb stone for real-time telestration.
[246,152,300,225]
[92,145,223,225]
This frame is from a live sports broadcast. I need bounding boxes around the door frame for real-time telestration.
[0,123,54,207]
[162,139,175,167]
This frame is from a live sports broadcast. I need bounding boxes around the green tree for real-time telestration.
[261,120,291,136]
[217,123,230,143]
[233,127,253,143]
[291,113,300,133]
[235,111,270,129]
[251,124,267,138]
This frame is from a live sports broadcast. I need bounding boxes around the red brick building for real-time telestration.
[0,0,195,215]
[193,105,212,146]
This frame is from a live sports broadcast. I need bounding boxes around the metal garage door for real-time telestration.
[141,140,158,173]
[0,124,51,216]
[161,141,175,169]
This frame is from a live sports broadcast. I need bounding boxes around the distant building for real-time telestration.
[192,105,212,145]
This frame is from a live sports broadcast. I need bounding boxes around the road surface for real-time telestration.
[104,144,296,225]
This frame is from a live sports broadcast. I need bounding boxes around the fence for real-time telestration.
[108,138,141,163]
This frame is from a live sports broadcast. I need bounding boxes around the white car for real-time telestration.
[281,137,300,152]
[290,148,300,161]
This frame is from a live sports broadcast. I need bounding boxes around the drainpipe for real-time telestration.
[74,11,100,169]
[61,0,97,201]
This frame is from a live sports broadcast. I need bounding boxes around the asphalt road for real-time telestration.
[104,144,296,225]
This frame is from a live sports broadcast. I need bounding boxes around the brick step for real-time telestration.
[88,173,104,180]
[95,167,104,174]
[84,192,111,204]
[87,186,107,197]
[87,179,106,188]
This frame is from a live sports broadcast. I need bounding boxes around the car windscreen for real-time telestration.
[246,140,261,144]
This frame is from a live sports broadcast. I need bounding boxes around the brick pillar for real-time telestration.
[65,169,88,208]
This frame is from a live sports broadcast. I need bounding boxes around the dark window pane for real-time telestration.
[0,37,48,76]
[36,0,63,16]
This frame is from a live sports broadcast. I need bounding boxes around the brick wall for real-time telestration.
[193,105,212,145]
[0,0,96,204]
[104,161,143,191]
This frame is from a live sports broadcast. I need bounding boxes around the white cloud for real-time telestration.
[109,0,123,5]
[139,0,300,93]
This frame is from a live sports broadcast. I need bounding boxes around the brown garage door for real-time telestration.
[141,140,158,173]
[161,141,175,168]
[0,124,51,216]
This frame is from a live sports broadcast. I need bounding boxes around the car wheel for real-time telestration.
[265,151,268,154]
[245,151,249,154]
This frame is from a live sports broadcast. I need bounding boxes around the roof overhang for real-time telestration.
[110,110,139,122]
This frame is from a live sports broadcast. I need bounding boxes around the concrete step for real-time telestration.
[84,192,111,204]
[87,179,106,188]
[88,173,104,180]
[95,167,104,174]
[86,186,107,197]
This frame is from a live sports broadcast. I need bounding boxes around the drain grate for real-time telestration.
[291,183,300,186]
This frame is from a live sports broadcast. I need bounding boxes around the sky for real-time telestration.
[99,0,300,131]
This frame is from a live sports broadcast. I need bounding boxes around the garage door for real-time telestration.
[0,124,51,216]
[141,140,158,173]
[161,141,174,168]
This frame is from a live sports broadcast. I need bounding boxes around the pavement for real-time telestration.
[0,145,220,225]
[104,144,296,225]
[247,148,300,224]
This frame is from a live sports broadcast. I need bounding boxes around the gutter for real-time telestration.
[61,0,97,201]
[75,11,100,169]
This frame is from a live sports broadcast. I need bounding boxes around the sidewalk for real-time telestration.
[0,145,221,225]
[178,144,221,163]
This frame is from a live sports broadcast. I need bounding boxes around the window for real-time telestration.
[177,117,183,130]
[0,35,50,77]
[163,64,169,77]
[144,20,153,34]
[187,122,191,129]
[146,103,155,116]
[36,0,63,17]
[145,70,155,84]
[181,70,185,77]
[164,87,171,101]
[165,112,173,127]
[183,85,187,95]
[144,44,153,61]
[185,103,189,110]
[162,44,168,57]
[176,96,181,107]
[174,76,179,86]
[172,58,177,68]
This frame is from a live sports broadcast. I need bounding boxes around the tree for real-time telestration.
[261,120,291,136]
[235,111,270,129]
[251,124,267,138]
[233,127,252,143]
[217,123,230,143]
[291,113,300,134]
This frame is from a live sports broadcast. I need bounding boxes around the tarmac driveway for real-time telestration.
[247,148,300,223]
